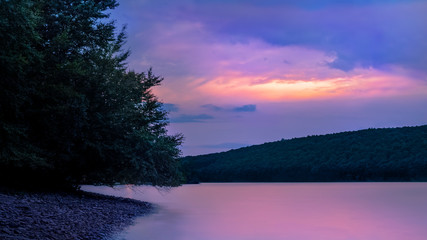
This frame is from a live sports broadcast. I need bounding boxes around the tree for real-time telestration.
[0,0,183,189]
[0,0,47,175]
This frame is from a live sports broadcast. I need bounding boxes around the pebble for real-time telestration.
[0,190,153,240]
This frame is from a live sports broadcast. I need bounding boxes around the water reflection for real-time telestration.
[82,183,427,240]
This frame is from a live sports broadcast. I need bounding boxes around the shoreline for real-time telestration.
[0,189,153,239]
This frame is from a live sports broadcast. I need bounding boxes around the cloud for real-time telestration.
[114,0,427,107]
[232,104,256,112]
[123,0,426,73]
[162,103,179,112]
[198,1,427,73]
[198,66,427,102]
[201,104,224,111]
[202,104,257,112]
[170,114,214,123]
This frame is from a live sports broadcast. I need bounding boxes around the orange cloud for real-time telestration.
[196,67,427,102]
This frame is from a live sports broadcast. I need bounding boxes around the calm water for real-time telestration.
[82,183,427,240]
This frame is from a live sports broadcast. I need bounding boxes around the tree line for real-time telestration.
[0,0,183,189]
[181,125,427,183]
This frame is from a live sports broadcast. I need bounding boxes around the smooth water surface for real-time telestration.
[82,183,427,240]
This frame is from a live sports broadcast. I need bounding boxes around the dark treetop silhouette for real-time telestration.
[0,0,183,189]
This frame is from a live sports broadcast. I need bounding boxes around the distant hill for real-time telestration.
[181,125,427,182]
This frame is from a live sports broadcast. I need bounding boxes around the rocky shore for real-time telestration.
[0,189,153,240]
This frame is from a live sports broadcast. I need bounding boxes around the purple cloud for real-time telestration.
[202,104,257,113]
[233,105,256,112]
[201,104,224,112]
[162,103,180,112]
[170,114,214,123]
[115,0,427,74]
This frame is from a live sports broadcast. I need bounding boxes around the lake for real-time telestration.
[82,183,427,240]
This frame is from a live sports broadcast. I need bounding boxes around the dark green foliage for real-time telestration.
[0,0,183,189]
[0,0,46,170]
[181,126,427,182]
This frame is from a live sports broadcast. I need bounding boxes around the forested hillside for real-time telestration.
[181,125,427,182]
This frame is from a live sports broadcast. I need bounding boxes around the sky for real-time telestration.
[111,0,427,156]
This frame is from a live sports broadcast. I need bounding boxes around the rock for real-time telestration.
[2,227,12,234]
